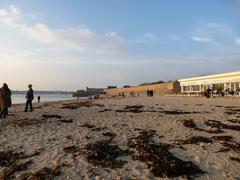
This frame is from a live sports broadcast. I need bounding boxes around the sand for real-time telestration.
[0,96,239,179]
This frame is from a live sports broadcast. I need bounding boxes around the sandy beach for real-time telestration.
[0,96,239,179]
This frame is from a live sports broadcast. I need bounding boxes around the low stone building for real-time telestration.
[178,71,240,95]
[73,87,105,97]
[105,82,180,97]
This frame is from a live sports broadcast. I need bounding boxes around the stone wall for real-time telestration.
[105,82,178,96]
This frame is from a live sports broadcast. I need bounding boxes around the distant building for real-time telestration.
[107,86,117,89]
[73,87,105,97]
[179,71,240,94]
[105,82,180,97]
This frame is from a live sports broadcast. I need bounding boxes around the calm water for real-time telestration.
[12,93,75,104]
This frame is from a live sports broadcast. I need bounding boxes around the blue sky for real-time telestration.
[0,0,240,90]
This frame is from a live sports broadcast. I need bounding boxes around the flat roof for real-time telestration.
[178,71,240,82]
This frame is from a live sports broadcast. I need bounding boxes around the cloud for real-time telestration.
[10,5,20,16]
[191,36,212,43]
[16,23,125,53]
[235,37,240,45]
[0,5,125,53]
[0,5,21,24]
[135,32,158,43]
[0,10,7,17]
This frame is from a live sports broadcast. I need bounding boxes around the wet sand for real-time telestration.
[0,96,239,179]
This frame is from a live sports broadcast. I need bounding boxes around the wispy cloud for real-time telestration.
[0,10,7,17]
[135,32,158,43]
[0,5,21,23]
[191,36,212,43]
[235,37,240,45]
[0,5,126,54]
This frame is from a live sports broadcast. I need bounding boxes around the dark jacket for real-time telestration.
[0,88,12,108]
[26,88,34,100]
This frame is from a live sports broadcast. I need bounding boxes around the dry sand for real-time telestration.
[0,96,239,179]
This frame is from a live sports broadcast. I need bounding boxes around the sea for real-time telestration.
[12,93,76,104]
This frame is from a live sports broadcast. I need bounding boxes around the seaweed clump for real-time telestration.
[127,130,205,178]
[82,140,129,169]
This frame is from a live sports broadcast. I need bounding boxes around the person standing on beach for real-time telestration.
[37,96,41,103]
[24,84,34,112]
[4,83,12,115]
[0,83,12,118]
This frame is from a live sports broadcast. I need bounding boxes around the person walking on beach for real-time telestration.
[0,83,12,118]
[4,83,12,115]
[37,96,41,103]
[24,84,34,112]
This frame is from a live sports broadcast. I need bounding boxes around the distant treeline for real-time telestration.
[139,80,178,86]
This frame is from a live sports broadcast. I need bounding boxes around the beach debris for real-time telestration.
[42,114,63,119]
[98,109,113,112]
[128,130,204,178]
[125,105,144,109]
[182,119,196,128]
[80,123,106,131]
[82,140,129,169]
[176,135,234,145]
[230,157,240,163]
[211,135,233,141]
[80,123,95,128]
[0,150,24,166]
[205,120,240,131]
[195,104,204,106]
[160,110,200,115]
[64,139,129,169]
[216,105,238,108]
[66,135,72,139]
[176,136,213,145]
[63,130,129,169]
[60,119,73,123]
[219,141,240,153]
[0,149,41,179]
[10,118,47,127]
[61,101,104,109]
[181,119,224,134]
[63,145,81,154]
[116,105,144,113]
[20,163,70,180]
[228,119,240,124]
[102,132,117,140]
[1,160,33,179]
[225,108,240,115]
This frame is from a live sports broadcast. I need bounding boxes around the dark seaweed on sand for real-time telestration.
[176,135,234,145]
[176,136,213,145]
[42,114,63,119]
[160,110,200,115]
[205,120,240,131]
[181,119,224,134]
[61,101,104,109]
[80,123,106,131]
[221,141,240,153]
[116,105,144,113]
[20,163,70,180]
[83,140,129,169]
[230,157,240,163]
[0,149,41,179]
[102,132,117,140]
[228,119,240,124]
[128,130,205,178]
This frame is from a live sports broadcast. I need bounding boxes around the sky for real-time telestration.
[0,0,240,91]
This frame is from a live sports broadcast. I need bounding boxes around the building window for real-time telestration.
[183,86,190,92]
[191,85,200,92]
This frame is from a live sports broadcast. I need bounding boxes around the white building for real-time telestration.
[178,71,240,94]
